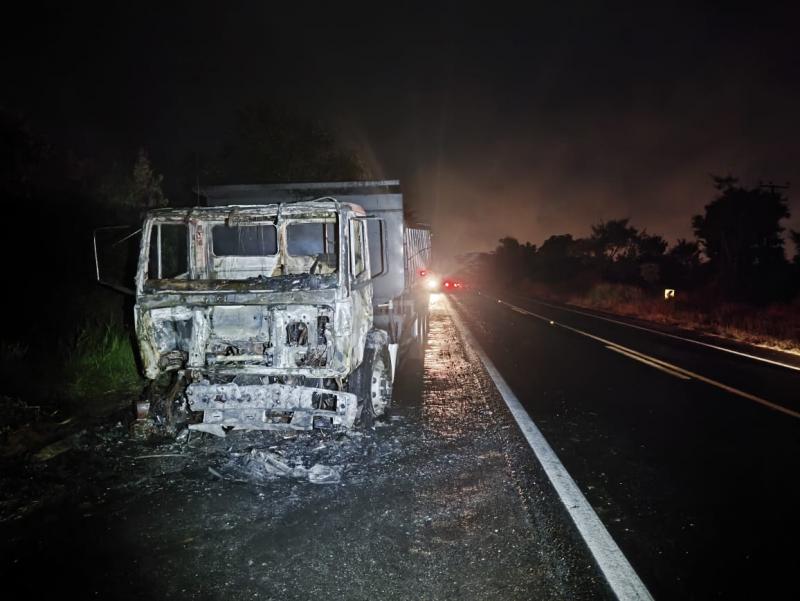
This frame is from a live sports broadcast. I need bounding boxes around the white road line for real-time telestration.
[496,298,800,420]
[513,294,800,373]
[447,297,654,601]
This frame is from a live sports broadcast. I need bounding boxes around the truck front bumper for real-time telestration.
[186,382,359,432]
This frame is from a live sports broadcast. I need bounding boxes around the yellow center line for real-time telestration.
[497,298,800,420]
[515,294,800,373]
[605,345,692,380]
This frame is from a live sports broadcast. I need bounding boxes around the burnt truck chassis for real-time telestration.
[128,181,431,434]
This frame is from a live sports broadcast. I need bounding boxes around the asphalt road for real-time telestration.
[0,294,608,600]
[451,291,800,600]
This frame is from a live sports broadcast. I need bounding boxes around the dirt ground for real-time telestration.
[0,295,607,600]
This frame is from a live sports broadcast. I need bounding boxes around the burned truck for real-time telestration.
[127,180,431,434]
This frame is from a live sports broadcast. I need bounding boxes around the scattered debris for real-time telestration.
[32,431,85,462]
[189,423,226,437]
[228,448,344,484]
[260,450,305,478]
[33,439,73,462]
[134,453,187,460]
[307,463,341,484]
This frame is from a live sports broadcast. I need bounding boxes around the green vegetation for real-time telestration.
[63,322,142,403]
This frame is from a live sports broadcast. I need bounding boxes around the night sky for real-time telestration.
[4,1,799,264]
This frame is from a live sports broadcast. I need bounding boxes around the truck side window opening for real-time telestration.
[212,224,277,256]
[351,220,366,278]
[147,223,188,280]
[367,220,383,276]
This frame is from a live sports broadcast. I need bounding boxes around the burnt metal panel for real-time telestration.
[404,226,432,289]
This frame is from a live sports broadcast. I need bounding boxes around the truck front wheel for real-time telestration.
[350,344,393,428]
[144,371,186,429]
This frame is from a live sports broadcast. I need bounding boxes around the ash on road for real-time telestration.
[0,295,607,600]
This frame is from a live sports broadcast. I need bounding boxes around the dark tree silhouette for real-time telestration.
[660,238,703,289]
[494,237,536,285]
[668,238,701,269]
[100,148,167,212]
[538,233,576,257]
[635,232,668,261]
[590,219,639,261]
[208,103,369,184]
[533,234,583,282]
[692,176,790,299]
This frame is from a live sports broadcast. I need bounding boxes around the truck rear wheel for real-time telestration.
[350,344,393,428]
[404,311,428,361]
[419,310,429,345]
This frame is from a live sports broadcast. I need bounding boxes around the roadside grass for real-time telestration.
[63,322,142,404]
[0,321,141,456]
[564,283,800,355]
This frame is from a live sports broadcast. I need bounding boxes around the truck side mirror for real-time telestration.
[93,225,141,296]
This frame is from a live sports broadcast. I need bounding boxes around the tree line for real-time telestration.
[473,177,799,305]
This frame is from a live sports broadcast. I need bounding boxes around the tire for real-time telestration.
[146,371,186,428]
[349,342,393,428]
[410,312,428,360]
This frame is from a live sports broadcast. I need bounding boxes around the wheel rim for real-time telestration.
[370,355,391,416]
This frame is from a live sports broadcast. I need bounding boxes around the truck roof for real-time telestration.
[146,199,366,220]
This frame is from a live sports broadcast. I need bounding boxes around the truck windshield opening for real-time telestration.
[212,224,277,256]
[143,216,340,290]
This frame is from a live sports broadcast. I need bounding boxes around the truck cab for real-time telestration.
[128,181,430,434]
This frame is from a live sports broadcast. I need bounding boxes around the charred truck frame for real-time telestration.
[102,181,431,434]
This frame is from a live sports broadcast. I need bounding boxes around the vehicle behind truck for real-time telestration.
[119,180,430,434]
